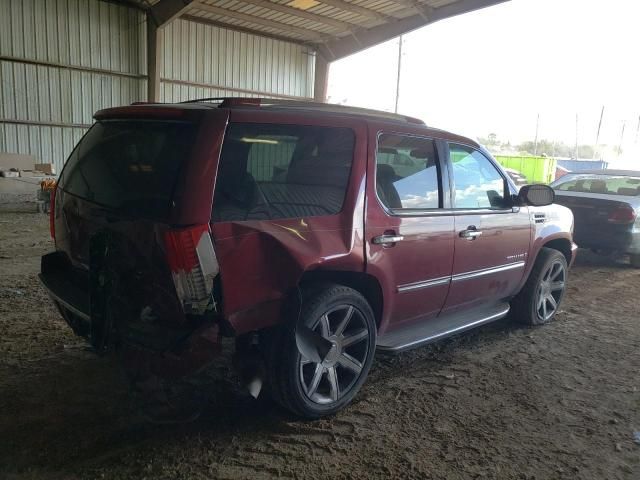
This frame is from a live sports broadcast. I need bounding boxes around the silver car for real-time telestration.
[551,169,640,266]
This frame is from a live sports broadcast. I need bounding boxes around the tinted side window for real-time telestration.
[449,144,507,209]
[212,123,354,222]
[375,134,440,210]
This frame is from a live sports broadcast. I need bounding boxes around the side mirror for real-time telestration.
[518,184,555,207]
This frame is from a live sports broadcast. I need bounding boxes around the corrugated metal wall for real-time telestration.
[160,19,315,103]
[0,0,147,172]
[0,1,315,173]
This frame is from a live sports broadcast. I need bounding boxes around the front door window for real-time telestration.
[449,145,508,209]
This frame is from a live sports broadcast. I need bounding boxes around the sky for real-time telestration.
[327,0,640,167]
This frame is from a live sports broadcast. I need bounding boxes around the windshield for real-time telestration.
[59,120,198,219]
[553,174,640,196]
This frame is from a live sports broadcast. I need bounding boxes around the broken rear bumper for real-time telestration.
[40,251,223,377]
[40,252,91,338]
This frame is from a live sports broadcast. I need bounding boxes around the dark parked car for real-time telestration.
[551,169,640,266]
[40,98,576,418]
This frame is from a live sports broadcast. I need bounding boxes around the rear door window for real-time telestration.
[212,123,355,222]
[375,134,441,211]
[60,120,198,219]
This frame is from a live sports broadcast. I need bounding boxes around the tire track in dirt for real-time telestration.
[1,213,639,479]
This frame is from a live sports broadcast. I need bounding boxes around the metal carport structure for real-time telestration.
[144,0,508,101]
[0,0,506,171]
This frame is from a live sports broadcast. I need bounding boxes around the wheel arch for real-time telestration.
[541,237,573,264]
[515,235,574,296]
[298,270,384,330]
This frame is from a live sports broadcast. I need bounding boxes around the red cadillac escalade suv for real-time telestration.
[40,98,577,418]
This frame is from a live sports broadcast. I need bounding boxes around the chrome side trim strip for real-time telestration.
[397,261,526,292]
[382,307,510,352]
[391,207,515,217]
[397,276,451,293]
[451,261,525,283]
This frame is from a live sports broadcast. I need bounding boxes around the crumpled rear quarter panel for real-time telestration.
[211,182,366,335]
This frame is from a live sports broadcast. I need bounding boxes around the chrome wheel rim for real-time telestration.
[296,305,370,405]
[536,260,566,321]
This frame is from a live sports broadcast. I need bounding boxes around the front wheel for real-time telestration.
[266,284,376,418]
[511,248,568,326]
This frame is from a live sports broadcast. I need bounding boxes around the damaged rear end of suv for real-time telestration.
[41,104,231,384]
[41,99,368,419]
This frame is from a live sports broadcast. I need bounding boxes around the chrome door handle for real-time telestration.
[459,228,483,240]
[373,234,404,245]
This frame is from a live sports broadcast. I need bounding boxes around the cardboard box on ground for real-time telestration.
[0,153,56,175]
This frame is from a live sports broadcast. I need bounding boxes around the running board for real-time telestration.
[377,304,510,353]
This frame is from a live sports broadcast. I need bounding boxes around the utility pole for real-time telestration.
[575,113,579,159]
[594,105,604,159]
[595,106,604,144]
[533,113,540,156]
[394,35,403,114]
[618,121,626,158]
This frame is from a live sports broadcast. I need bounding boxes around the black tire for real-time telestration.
[630,254,640,268]
[265,283,376,419]
[511,248,568,326]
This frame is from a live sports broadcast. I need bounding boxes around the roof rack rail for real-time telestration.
[180,97,228,105]
[179,97,425,125]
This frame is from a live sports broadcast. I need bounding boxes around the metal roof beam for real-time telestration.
[319,0,395,22]
[190,2,329,42]
[238,0,355,32]
[391,1,434,20]
[181,14,311,46]
[151,0,194,26]
[320,0,509,61]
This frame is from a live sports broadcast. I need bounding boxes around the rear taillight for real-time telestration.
[607,205,637,224]
[49,188,56,240]
[164,225,219,315]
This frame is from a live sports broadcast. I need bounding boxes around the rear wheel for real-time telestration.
[512,248,568,326]
[266,284,376,418]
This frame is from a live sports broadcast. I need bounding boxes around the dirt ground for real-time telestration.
[0,211,638,479]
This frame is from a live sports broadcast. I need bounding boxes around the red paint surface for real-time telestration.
[209,109,368,334]
[441,211,531,315]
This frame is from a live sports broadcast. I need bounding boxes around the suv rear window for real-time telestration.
[59,120,198,219]
[212,123,355,222]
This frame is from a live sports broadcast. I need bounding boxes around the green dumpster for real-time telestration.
[494,155,557,184]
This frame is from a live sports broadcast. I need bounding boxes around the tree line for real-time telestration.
[477,133,620,158]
